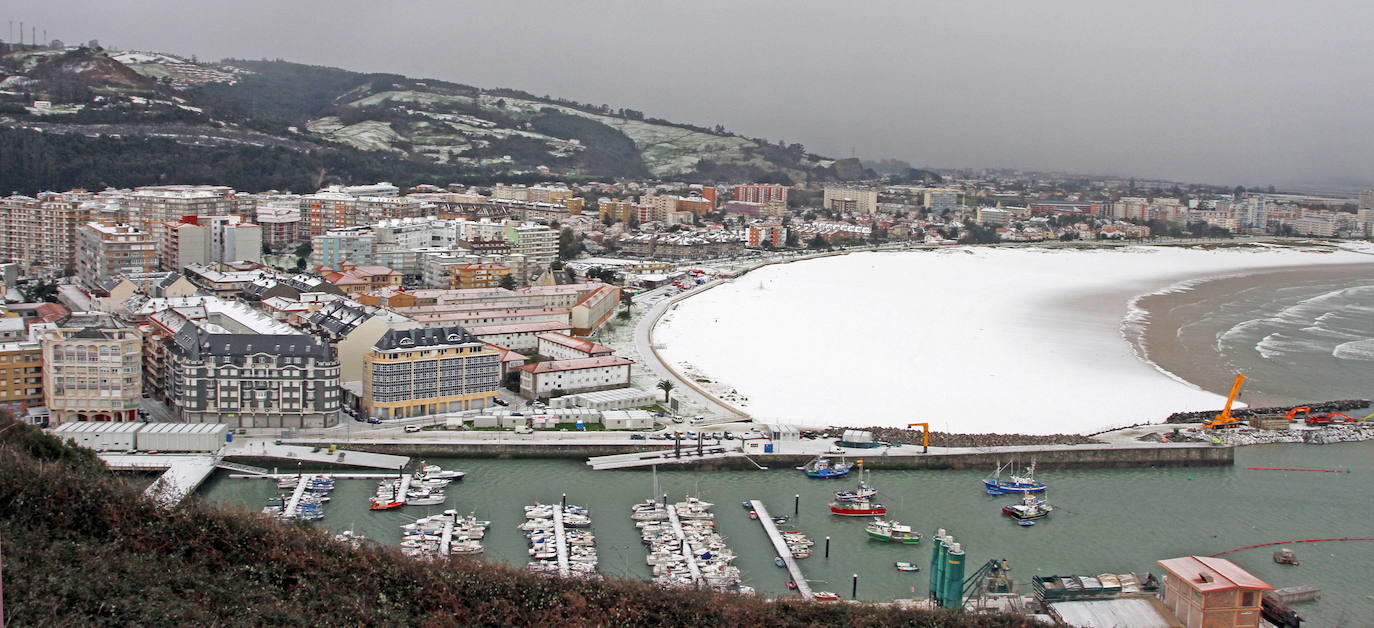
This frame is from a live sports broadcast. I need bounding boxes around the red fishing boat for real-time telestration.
[828,499,887,517]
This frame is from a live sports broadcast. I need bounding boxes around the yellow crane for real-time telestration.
[907,422,930,453]
[1203,374,1246,429]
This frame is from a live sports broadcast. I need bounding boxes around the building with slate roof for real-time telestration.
[164,326,340,428]
[362,325,501,419]
[36,313,143,425]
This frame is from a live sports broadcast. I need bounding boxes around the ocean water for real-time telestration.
[1166,273,1374,406]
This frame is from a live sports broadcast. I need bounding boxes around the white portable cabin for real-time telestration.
[557,388,657,411]
[602,410,655,430]
[51,422,143,451]
[135,423,228,452]
[767,424,801,442]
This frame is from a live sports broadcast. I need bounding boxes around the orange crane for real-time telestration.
[907,422,930,453]
[1203,374,1247,429]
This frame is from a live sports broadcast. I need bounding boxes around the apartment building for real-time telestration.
[451,263,512,289]
[76,222,156,292]
[123,185,241,252]
[0,192,88,276]
[37,313,143,424]
[527,184,574,204]
[598,199,635,223]
[302,191,358,236]
[256,201,302,250]
[362,326,502,418]
[975,207,1012,225]
[322,264,404,295]
[465,320,573,353]
[535,332,614,361]
[732,183,789,204]
[165,325,340,428]
[0,317,44,416]
[161,215,263,270]
[516,355,633,400]
[504,223,557,276]
[922,188,960,213]
[824,187,879,214]
[747,223,787,247]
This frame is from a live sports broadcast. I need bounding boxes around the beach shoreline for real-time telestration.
[654,242,1374,435]
[1129,262,1374,407]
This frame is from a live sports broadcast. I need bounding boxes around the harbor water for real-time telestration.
[199,441,1374,624]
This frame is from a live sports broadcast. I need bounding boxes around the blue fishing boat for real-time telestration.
[982,461,1046,494]
[803,456,852,479]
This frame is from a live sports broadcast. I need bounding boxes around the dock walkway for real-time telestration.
[552,506,572,576]
[750,500,812,599]
[281,474,317,519]
[666,505,705,585]
[587,447,739,470]
[440,518,454,555]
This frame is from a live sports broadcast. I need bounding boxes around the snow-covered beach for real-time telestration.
[653,243,1374,434]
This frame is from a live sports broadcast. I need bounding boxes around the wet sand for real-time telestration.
[1134,262,1374,406]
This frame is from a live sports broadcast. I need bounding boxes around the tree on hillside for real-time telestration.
[498,274,516,290]
[808,234,830,250]
[656,379,675,403]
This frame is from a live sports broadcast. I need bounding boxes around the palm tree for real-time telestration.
[656,379,675,403]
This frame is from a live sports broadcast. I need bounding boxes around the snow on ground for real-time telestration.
[653,244,1374,434]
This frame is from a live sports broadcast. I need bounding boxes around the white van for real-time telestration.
[404,425,421,433]
[514,425,534,435]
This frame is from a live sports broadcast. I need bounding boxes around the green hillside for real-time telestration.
[0,416,1030,626]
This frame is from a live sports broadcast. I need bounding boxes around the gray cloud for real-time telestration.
[11,0,1374,188]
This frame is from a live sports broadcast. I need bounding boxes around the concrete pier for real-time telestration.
[750,500,812,599]
[439,517,454,555]
[665,505,705,586]
[551,506,572,576]
[281,474,317,519]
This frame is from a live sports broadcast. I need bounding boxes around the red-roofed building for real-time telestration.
[322,264,403,295]
[515,355,632,400]
[535,332,614,361]
[1156,556,1271,628]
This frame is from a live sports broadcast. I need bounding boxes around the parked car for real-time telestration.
[723,432,736,440]
[493,399,509,407]
[366,417,382,425]
[629,434,647,440]
[671,416,685,424]
[353,415,366,422]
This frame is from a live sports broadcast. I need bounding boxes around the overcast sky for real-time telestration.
[10,1,1374,188]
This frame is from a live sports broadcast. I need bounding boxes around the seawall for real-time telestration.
[288,441,1233,470]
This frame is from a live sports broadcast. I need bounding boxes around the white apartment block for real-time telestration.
[465,321,573,353]
[975,207,1012,225]
[516,355,633,400]
[823,187,879,214]
[922,188,959,213]
[163,215,262,271]
[535,332,614,361]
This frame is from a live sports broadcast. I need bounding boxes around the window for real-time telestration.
[1240,591,1256,607]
